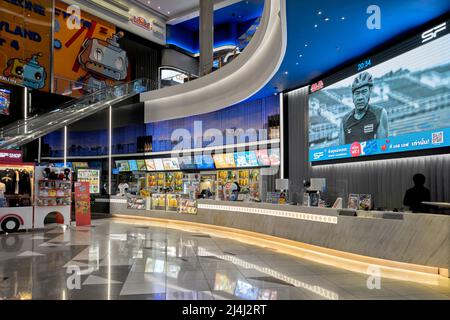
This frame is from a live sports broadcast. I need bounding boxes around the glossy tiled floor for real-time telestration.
[0,219,449,300]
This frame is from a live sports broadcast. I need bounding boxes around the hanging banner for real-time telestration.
[0,0,52,91]
[74,181,91,226]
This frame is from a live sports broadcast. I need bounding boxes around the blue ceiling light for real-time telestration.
[250,0,450,100]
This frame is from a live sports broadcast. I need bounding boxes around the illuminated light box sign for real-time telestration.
[115,160,130,172]
[145,159,156,171]
[162,158,180,171]
[153,158,164,171]
[308,19,450,163]
[234,151,259,168]
[256,150,271,166]
[0,150,22,162]
[178,156,196,170]
[136,160,147,171]
[269,149,280,166]
[128,160,138,171]
[194,155,215,170]
[213,153,236,169]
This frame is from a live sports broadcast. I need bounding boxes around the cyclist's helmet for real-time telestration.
[352,72,373,92]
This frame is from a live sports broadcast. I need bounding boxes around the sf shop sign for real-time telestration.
[0,150,23,162]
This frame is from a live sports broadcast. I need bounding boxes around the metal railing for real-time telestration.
[0,78,154,149]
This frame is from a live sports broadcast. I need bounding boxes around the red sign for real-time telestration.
[310,80,324,93]
[0,150,23,162]
[350,142,362,157]
[131,16,152,31]
[74,182,91,226]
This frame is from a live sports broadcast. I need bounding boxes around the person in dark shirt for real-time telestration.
[403,173,431,213]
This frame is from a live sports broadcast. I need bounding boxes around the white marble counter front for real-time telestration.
[110,197,450,272]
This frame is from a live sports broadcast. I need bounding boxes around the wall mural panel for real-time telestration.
[53,0,130,96]
[0,0,52,91]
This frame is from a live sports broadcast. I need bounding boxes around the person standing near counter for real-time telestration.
[403,173,431,213]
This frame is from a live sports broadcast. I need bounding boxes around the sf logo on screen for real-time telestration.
[422,22,446,43]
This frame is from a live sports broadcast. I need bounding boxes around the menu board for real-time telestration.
[179,156,196,170]
[195,155,215,170]
[136,160,147,171]
[235,151,259,168]
[128,160,138,171]
[145,159,156,171]
[77,169,100,194]
[115,160,130,172]
[269,148,281,166]
[72,162,89,169]
[213,153,236,169]
[246,151,259,167]
[54,162,73,168]
[153,159,164,171]
[162,158,180,171]
[234,152,250,168]
[256,150,271,166]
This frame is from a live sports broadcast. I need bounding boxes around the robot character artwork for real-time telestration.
[3,53,47,89]
[77,31,129,92]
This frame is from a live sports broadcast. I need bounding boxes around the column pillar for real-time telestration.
[199,0,214,76]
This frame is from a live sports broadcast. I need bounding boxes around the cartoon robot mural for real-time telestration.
[77,32,129,92]
[3,53,47,89]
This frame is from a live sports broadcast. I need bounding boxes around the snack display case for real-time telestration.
[215,169,261,201]
[36,180,71,206]
[166,193,181,212]
[151,193,166,211]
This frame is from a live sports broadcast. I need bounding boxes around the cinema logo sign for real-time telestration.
[130,16,152,31]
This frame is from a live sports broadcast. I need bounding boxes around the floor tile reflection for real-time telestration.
[0,218,448,300]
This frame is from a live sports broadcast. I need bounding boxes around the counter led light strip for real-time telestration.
[197,204,338,224]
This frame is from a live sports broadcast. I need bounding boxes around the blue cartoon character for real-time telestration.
[4,53,47,89]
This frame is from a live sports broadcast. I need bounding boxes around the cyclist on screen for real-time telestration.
[339,71,388,145]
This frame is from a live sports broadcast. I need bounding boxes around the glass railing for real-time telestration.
[0,78,153,149]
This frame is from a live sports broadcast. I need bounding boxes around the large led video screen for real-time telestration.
[308,20,450,163]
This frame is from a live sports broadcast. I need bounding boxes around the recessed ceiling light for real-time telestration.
[147,1,150,3]
[314,24,318,28]
[324,17,330,21]
[168,11,170,14]
[304,44,308,47]
[317,10,322,15]
[296,62,299,65]
[299,54,303,57]
[284,71,288,75]
[158,6,161,9]
[341,16,345,20]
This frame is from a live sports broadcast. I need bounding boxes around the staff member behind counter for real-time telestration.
[403,173,431,213]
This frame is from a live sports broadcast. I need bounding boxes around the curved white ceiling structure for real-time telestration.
[140,0,287,123]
